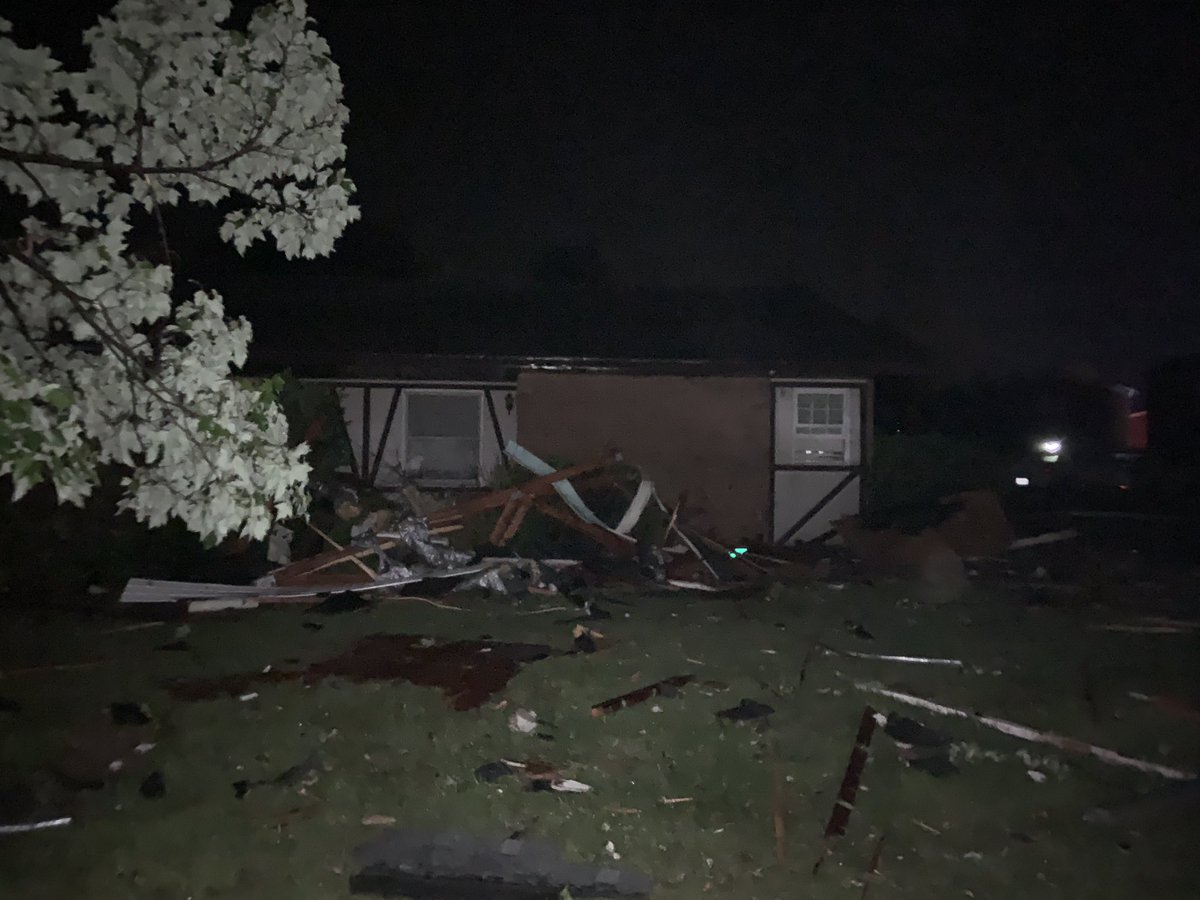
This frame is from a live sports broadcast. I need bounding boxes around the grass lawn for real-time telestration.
[1,580,1198,898]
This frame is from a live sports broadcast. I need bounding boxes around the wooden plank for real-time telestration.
[489,493,522,545]
[499,495,534,545]
[272,539,400,584]
[428,453,617,526]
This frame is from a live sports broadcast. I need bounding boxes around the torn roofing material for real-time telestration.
[350,827,653,898]
[118,573,428,604]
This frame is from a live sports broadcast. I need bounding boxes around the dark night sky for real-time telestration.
[7,1,1200,381]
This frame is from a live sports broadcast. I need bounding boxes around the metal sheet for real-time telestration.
[614,479,655,535]
[120,566,487,605]
[0,816,72,835]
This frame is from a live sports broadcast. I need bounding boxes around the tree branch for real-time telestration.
[0,280,39,349]
[0,132,266,178]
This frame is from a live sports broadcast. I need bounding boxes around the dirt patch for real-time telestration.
[165,634,556,710]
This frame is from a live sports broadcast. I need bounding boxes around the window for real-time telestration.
[785,388,858,465]
[403,391,482,484]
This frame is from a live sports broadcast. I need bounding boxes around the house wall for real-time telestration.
[516,372,773,542]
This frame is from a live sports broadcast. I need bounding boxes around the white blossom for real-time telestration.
[0,1,358,541]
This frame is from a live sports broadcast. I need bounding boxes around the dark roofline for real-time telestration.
[246,349,881,383]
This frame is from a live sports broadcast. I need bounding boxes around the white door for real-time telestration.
[772,384,865,543]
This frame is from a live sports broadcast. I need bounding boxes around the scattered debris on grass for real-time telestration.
[233,750,321,799]
[858,832,887,900]
[716,698,775,722]
[1008,529,1079,549]
[572,624,604,653]
[0,780,74,837]
[509,709,539,734]
[139,771,165,799]
[882,713,959,777]
[55,710,158,789]
[844,620,875,640]
[550,778,592,794]
[361,814,397,826]
[1089,616,1200,635]
[822,645,964,668]
[0,816,72,835]
[474,760,516,783]
[109,702,152,726]
[349,828,653,898]
[591,675,694,717]
[858,682,1197,780]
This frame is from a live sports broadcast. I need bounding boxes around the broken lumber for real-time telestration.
[814,705,879,874]
[591,675,694,717]
[429,453,618,528]
[857,682,1197,780]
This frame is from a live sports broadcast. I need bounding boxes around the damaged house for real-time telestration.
[248,283,924,546]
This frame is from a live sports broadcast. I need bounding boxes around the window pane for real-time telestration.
[791,390,849,464]
[795,396,813,424]
[406,436,480,480]
[407,394,480,439]
[796,391,849,433]
[828,395,844,425]
[405,393,481,481]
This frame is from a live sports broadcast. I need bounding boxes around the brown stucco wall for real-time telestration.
[516,372,772,541]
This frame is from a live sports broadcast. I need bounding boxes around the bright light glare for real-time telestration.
[1014,476,1031,486]
[1036,438,1064,456]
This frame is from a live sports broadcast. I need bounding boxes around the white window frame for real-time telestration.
[783,386,860,466]
[400,388,485,487]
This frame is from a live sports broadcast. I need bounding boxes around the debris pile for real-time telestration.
[119,441,811,613]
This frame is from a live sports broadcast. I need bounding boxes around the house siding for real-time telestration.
[516,372,772,542]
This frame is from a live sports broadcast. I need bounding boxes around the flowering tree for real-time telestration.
[0,0,357,541]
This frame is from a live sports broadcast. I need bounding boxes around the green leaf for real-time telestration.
[44,386,73,410]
